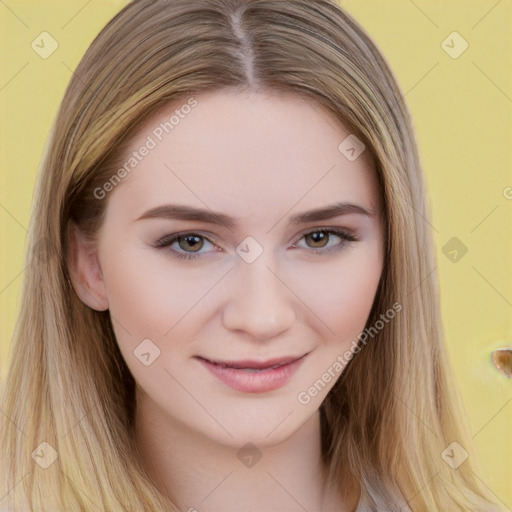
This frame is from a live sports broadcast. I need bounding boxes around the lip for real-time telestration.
[195,353,308,393]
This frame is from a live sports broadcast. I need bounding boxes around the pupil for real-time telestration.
[308,231,328,248]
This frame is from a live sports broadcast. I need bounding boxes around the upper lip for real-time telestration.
[195,353,308,370]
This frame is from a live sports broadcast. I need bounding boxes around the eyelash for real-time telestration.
[151,228,358,261]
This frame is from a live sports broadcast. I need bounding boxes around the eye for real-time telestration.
[151,232,218,260]
[151,228,358,261]
[294,228,358,254]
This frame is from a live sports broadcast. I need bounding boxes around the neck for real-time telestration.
[133,388,359,511]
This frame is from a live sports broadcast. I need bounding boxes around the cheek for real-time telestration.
[98,248,214,396]
[288,248,382,396]
[98,243,231,349]
[99,246,195,341]
[289,246,382,342]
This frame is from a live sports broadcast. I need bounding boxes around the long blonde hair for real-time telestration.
[0,0,502,510]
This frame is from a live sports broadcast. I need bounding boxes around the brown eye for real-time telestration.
[152,231,219,260]
[177,234,204,252]
[295,228,357,254]
[304,231,330,248]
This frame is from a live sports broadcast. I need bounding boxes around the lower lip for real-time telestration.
[196,356,306,393]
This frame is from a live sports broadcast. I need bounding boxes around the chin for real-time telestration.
[197,404,319,450]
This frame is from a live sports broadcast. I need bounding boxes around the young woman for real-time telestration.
[0,0,503,510]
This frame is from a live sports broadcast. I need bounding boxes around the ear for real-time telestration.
[67,222,109,311]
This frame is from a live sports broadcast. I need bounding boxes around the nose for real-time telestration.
[221,255,296,341]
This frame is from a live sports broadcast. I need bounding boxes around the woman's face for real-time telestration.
[74,90,384,447]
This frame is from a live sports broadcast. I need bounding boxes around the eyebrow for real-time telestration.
[135,201,375,230]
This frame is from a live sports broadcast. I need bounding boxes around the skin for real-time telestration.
[69,89,384,512]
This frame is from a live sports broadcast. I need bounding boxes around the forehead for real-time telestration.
[105,89,380,224]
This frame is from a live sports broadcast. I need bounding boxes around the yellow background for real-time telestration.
[1,0,511,507]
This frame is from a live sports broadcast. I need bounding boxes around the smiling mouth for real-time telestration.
[194,353,309,393]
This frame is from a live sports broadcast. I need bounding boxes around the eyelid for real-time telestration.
[304,225,356,236]
[152,230,220,249]
[290,226,358,250]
